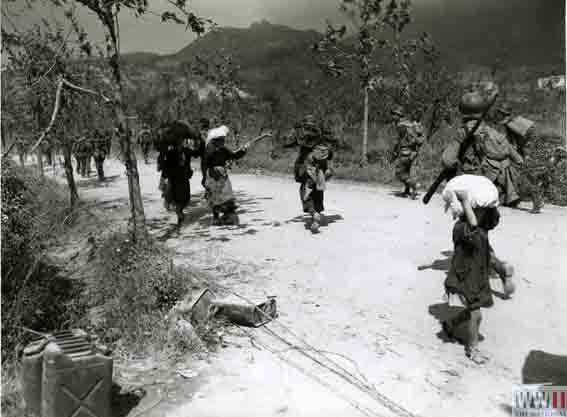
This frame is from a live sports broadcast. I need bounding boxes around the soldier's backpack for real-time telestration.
[478,124,513,161]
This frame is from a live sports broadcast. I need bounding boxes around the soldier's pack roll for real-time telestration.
[442,174,499,218]
[505,116,535,139]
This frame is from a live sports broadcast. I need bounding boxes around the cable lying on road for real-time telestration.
[235,324,384,417]
[208,281,425,417]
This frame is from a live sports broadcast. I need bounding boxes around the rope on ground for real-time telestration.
[235,324,384,417]
[208,282,424,417]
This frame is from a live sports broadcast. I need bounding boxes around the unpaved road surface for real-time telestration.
[66,158,566,417]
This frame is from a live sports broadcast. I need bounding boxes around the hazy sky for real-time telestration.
[4,0,563,55]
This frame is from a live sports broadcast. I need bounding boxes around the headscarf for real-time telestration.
[206,125,230,145]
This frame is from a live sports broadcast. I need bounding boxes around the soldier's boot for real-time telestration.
[222,210,239,226]
[96,160,105,181]
[408,180,419,200]
[176,206,185,226]
[310,212,321,233]
[531,190,544,214]
[212,209,222,226]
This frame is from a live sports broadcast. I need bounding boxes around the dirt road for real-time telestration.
[72,159,566,417]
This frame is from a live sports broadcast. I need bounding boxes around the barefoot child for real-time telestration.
[443,174,515,298]
[442,188,500,364]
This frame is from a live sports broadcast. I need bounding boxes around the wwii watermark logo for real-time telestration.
[513,386,567,417]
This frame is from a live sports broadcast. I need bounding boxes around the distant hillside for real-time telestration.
[122,52,162,65]
[160,20,324,89]
[118,13,564,98]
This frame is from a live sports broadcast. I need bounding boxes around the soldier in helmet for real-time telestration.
[389,105,426,199]
[92,129,112,181]
[138,128,153,164]
[158,120,205,225]
[441,90,517,299]
[443,91,524,207]
[282,115,337,233]
[495,104,563,214]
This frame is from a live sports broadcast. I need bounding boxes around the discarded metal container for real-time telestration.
[214,298,278,327]
[21,338,49,416]
[189,289,278,328]
[20,329,112,417]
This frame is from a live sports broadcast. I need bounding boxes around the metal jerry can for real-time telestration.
[39,330,113,417]
[21,337,49,416]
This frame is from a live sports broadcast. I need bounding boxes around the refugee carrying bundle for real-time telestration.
[442,174,499,218]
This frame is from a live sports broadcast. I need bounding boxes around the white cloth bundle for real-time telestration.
[206,125,230,145]
[442,175,499,219]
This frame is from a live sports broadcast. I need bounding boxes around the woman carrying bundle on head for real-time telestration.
[203,125,250,226]
[158,121,205,225]
[441,174,514,364]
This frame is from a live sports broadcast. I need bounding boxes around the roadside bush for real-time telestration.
[1,160,86,416]
[85,232,209,358]
[1,160,84,364]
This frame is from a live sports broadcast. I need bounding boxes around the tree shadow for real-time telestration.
[284,214,344,230]
[111,382,145,417]
[417,251,453,272]
[389,190,410,199]
[92,197,129,211]
[76,174,121,189]
[522,350,567,385]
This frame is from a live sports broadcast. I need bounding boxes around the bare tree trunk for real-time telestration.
[36,151,44,177]
[361,85,369,165]
[35,101,45,177]
[105,21,147,242]
[63,144,79,207]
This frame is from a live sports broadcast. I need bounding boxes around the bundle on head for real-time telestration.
[442,174,499,220]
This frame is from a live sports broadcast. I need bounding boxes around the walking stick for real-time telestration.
[237,132,273,151]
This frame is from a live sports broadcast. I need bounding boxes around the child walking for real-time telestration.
[443,189,501,364]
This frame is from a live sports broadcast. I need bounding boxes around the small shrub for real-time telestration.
[85,232,207,358]
[1,160,83,364]
[1,160,85,417]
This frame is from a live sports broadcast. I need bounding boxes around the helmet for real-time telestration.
[391,105,404,117]
[199,117,210,129]
[302,115,317,128]
[459,92,487,119]
[495,103,513,124]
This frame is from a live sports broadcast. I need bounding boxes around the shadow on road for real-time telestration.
[418,251,453,272]
[285,214,344,230]
[150,190,267,242]
[77,174,122,188]
[428,303,485,345]
[92,197,129,211]
[522,350,567,385]
[111,383,144,417]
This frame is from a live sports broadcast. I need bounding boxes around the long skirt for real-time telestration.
[205,173,237,212]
